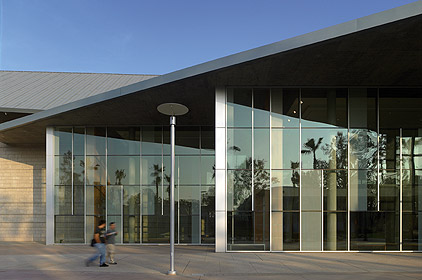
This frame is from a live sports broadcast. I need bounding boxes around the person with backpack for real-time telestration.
[85,219,108,267]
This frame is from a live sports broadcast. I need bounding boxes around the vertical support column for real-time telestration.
[46,127,55,245]
[215,86,227,252]
[169,116,176,275]
[326,90,337,251]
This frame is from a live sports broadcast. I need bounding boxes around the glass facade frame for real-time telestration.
[51,126,215,245]
[225,86,422,252]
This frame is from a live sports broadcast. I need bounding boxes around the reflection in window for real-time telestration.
[107,127,140,155]
[301,88,347,128]
[271,129,299,169]
[253,88,270,127]
[271,88,299,127]
[227,88,252,127]
[227,128,251,169]
[301,129,347,170]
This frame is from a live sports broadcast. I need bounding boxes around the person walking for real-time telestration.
[106,222,118,264]
[86,219,108,267]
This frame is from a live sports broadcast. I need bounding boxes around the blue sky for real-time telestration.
[0,0,418,75]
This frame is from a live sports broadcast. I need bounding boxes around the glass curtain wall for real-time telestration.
[53,126,215,244]
[226,87,422,251]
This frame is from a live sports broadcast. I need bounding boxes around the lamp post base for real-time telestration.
[167,270,177,276]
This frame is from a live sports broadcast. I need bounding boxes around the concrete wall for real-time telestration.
[0,142,46,242]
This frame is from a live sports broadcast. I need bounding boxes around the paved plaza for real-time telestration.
[0,243,421,279]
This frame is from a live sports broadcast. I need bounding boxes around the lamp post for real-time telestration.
[157,103,189,276]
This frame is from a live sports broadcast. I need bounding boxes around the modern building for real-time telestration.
[0,2,421,252]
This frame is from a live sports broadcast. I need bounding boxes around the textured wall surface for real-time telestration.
[0,143,45,242]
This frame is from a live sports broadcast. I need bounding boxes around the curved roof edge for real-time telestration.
[1,1,421,133]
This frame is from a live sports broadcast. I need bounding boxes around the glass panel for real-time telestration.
[402,212,422,251]
[350,211,399,251]
[73,127,85,156]
[350,170,378,211]
[379,88,422,129]
[349,129,378,170]
[54,127,72,156]
[55,215,84,243]
[323,170,348,211]
[349,88,377,131]
[254,128,270,169]
[379,129,400,170]
[227,170,252,211]
[201,156,215,185]
[142,185,157,216]
[253,88,270,127]
[163,127,171,155]
[254,167,270,251]
[323,212,347,251]
[54,185,71,215]
[73,185,84,215]
[301,129,348,169]
[227,88,252,128]
[141,156,162,186]
[107,127,140,155]
[254,209,270,251]
[55,155,72,185]
[403,169,422,212]
[179,186,200,243]
[107,185,122,215]
[283,212,300,251]
[176,126,200,155]
[227,128,252,169]
[107,156,140,185]
[201,186,215,244]
[86,156,106,186]
[177,156,200,185]
[73,156,85,185]
[201,126,215,155]
[379,170,399,212]
[301,88,347,128]
[302,212,322,251]
[141,126,162,155]
[86,127,106,155]
[86,185,106,216]
[227,211,253,250]
[271,211,300,251]
[301,170,322,211]
[270,88,299,128]
[271,128,299,169]
[271,170,299,211]
[123,186,140,243]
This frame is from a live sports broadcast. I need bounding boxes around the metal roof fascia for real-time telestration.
[0,1,421,133]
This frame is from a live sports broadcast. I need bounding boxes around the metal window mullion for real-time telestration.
[321,169,324,251]
[162,126,164,216]
[299,88,302,251]
[269,89,272,252]
[139,126,142,244]
[84,127,87,244]
[400,128,403,251]
[121,184,123,244]
[252,89,254,213]
[347,89,351,251]
[177,156,180,245]
[199,129,202,245]
[105,127,108,227]
[71,127,74,215]
[226,88,230,251]
[377,89,380,212]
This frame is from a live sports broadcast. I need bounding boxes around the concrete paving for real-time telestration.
[0,243,421,279]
